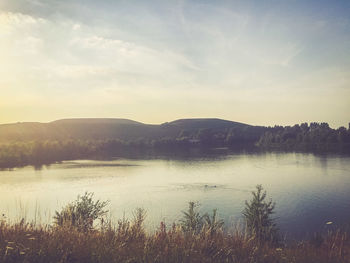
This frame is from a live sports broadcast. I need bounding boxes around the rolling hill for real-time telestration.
[0,118,253,142]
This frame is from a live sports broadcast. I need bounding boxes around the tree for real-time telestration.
[243,185,279,244]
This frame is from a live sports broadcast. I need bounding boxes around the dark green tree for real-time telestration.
[243,185,279,244]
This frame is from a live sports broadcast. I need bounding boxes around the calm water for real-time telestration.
[0,152,349,239]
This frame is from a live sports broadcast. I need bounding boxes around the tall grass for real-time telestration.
[0,209,349,262]
[1,188,349,262]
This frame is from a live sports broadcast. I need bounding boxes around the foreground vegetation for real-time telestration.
[1,187,349,263]
[1,219,349,263]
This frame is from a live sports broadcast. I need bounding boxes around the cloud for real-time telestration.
[72,23,80,30]
[0,1,349,127]
[0,11,45,27]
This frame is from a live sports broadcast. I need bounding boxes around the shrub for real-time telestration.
[54,192,109,231]
[180,202,224,236]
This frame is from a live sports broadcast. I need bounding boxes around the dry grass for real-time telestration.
[0,217,349,263]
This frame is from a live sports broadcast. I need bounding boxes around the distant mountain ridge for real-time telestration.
[51,118,144,125]
[0,118,252,142]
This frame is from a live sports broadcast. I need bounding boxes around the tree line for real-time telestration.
[0,122,349,168]
[258,122,350,152]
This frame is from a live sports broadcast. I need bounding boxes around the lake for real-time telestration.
[0,152,349,239]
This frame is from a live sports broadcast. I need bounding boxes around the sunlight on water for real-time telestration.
[0,152,349,238]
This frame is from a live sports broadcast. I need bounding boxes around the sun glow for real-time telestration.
[0,1,349,127]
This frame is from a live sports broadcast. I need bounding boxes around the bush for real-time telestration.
[180,202,224,235]
[54,192,109,231]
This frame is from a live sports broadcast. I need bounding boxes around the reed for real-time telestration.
[1,189,349,262]
[0,210,349,262]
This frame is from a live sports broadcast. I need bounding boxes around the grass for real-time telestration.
[0,189,349,262]
[0,212,349,262]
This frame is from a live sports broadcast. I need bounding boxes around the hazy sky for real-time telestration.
[0,0,349,127]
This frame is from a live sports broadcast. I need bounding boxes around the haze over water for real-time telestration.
[0,152,349,239]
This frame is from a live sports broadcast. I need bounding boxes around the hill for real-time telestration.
[0,118,252,142]
[162,118,249,130]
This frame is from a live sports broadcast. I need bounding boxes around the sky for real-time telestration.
[0,0,349,127]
